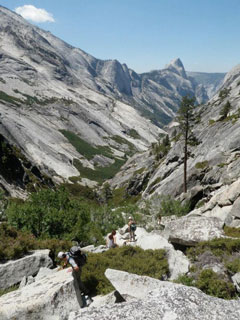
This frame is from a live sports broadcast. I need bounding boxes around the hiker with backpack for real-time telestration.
[128,216,137,242]
[57,246,92,307]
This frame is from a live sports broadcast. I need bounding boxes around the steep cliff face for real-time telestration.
[0,5,165,192]
[0,5,228,193]
[109,63,240,205]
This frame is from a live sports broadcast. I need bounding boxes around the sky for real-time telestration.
[1,0,240,73]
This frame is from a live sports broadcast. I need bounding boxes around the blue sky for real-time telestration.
[1,0,240,73]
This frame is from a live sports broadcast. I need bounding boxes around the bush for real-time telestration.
[196,269,236,299]
[82,246,169,295]
[195,161,209,170]
[158,195,190,217]
[0,223,35,261]
[225,258,240,275]
[175,274,195,287]
[0,222,72,264]
[220,101,231,119]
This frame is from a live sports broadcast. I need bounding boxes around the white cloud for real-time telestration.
[15,5,55,23]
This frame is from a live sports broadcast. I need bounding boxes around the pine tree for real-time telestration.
[177,95,196,193]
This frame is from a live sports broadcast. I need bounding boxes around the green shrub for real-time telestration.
[0,223,35,261]
[175,274,195,287]
[158,195,190,217]
[218,88,231,100]
[0,222,72,264]
[187,238,240,262]
[225,258,240,275]
[219,101,231,119]
[195,161,209,170]
[196,269,236,299]
[82,246,169,295]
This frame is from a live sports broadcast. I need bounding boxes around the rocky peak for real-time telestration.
[165,58,187,78]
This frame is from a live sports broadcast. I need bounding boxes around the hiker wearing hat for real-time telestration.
[57,248,92,307]
[128,216,137,242]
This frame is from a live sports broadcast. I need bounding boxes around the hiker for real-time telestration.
[107,230,118,248]
[157,214,162,225]
[128,216,136,242]
[57,247,92,307]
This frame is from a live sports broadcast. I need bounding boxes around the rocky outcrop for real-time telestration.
[162,216,225,246]
[0,268,82,320]
[69,269,240,320]
[0,249,52,290]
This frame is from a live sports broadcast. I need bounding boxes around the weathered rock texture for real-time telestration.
[0,6,224,192]
[0,250,52,289]
[69,269,240,320]
[0,268,81,320]
[109,62,240,215]
[162,216,225,246]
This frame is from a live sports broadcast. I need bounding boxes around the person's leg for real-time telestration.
[73,269,88,294]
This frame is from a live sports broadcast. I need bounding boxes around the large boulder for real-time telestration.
[0,250,53,290]
[162,216,225,246]
[136,231,190,280]
[0,268,82,320]
[69,269,240,320]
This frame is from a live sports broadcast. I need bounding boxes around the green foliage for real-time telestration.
[82,246,169,295]
[60,130,113,160]
[151,135,170,161]
[175,274,195,287]
[127,129,141,139]
[5,187,134,246]
[196,269,236,299]
[177,95,197,192]
[110,135,136,154]
[6,187,92,241]
[158,195,190,217]
[187,238,240,262]
[195,161,209,170]
[62,183,97,202]
[177,95,196,132]
[0,223,35,261]
[220,101,231,119]
[224,226,240,238]
[0,222,72,265]
[219,88,231,100]
[225,258,240,275]
[0,285,19,297]
[208,119,216,125]
[0,91,22,105]
[73,158,125,184]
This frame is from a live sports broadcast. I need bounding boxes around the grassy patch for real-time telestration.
[195,161,209,170]
[82,246,169,295]
[0,285,19,297]
[208,119,216,125]
[60,130,113,160]
[224,226,240,238]
[73,158,125,183]
[127,129,141,139]
[110,135,136,155]
[0,91,22,106]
